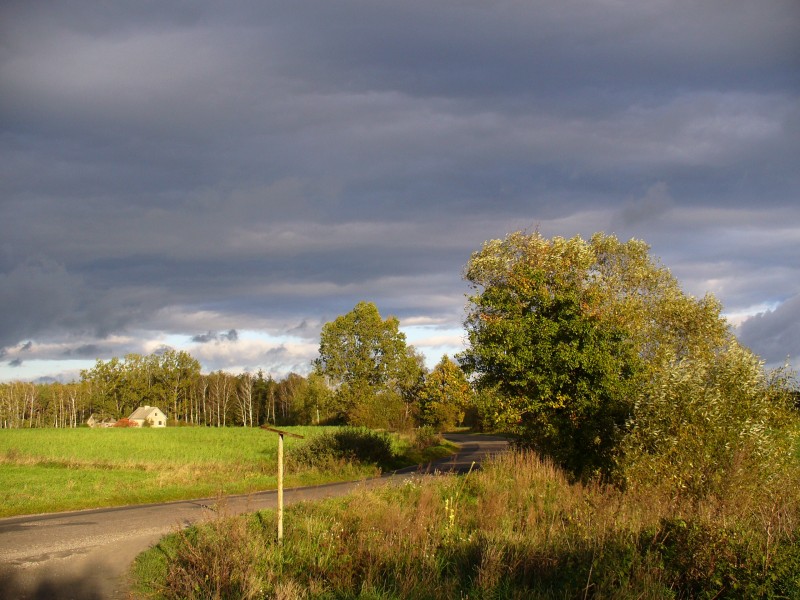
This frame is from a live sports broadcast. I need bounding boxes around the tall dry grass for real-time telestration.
[134,449,800,599]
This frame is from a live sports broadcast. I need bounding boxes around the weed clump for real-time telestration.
[410,426,442,452]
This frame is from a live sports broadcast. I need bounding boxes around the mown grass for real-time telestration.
[0,427,455,517]
[132,450,800,599]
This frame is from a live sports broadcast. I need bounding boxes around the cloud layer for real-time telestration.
[1,0,799,380]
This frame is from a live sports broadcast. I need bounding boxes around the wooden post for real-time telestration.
[277,432,284,541]
[261,426,304,544]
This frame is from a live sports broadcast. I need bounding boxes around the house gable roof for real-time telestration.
[128,406,165,420]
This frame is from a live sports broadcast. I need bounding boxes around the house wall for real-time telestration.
[128,407,168,427]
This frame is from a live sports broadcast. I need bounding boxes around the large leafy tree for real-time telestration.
[314,301,423,427]
[459,231,730,476]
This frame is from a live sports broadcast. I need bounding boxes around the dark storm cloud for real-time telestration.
[1,0,798,379]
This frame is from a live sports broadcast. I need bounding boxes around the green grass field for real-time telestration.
[0,427,441,518]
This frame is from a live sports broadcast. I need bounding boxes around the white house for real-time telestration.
[128,406,168,427]
[86,414,116,428]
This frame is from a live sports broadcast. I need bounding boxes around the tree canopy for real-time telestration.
[314,301,424,428]
[459,230,732,476]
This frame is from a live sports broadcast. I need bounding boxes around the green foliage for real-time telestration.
[269,372,335,426]
[291,427,395,469]
[315,301,407,389]
[0,351,325,430]
[346,389,409,430]
[620,342,799,504]
[80,350,200,422]
[459,230,739,478]
[163,514,270,600]
[418,355,473,432]
[460,232,647,475]
[644,518,800,599]
[410,426,443,452]
[314,302,425,429]
[468,385,506,432]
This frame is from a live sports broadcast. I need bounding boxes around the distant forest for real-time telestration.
[0,349,333,429]
[1,300,472,432]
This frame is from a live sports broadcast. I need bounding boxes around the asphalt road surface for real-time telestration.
[0,434,508,600]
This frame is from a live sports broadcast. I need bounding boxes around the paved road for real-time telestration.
[0,434,507,600]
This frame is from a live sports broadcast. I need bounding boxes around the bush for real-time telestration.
[619,342,798,504]
[291,427,394,469]
[113,418,138,428]
[644,517,800,599]
[411,426,442,452]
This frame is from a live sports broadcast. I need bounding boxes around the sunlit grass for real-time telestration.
[0,427,451,517]
[0,426,328,468]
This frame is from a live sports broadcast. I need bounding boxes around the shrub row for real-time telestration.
[290,427,394,469]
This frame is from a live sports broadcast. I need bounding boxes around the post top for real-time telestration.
[260,425,305,439]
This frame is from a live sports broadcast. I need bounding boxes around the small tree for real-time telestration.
[289,373,334,425]
[418,355,473,432]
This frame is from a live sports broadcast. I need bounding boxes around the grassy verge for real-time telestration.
[0,427,455,517]
[132,450,800,599]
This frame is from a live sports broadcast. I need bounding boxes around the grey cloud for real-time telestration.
[249,345,311,379]
[738,294,800,367]
[195,342,310,378]
[286,320,316,339]
[63,344,104,359]
[9,359,23,367]
[191,331,217,344]
[616,182,674,228]
[0,259,84,349]
[191,330,239,344]
[0,0,797,380]
[241,0,799,101]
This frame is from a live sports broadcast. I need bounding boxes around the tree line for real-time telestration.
[0,316,472,431]
[0,360,320,430]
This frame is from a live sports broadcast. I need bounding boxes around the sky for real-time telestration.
[1,0,799,383]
